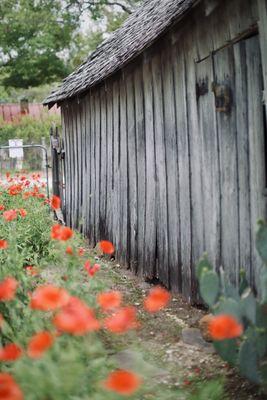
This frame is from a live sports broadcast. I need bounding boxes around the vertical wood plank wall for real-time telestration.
[61,0,266,302]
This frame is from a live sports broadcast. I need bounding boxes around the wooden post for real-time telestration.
[258,0,267,118]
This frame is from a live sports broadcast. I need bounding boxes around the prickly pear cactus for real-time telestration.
[196,221,267,389]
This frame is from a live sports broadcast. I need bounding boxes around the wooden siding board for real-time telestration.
[213,45,240,285]
[78,100,84,232]
[233,40,252,282]
[143,58,157,277]
[69,103,75,228]
[112,80,120,256]
[106,84,114,242]
[151,52,169,286]
[185,38,204,300]
[100,87,107,238]
[89,92,96,244]
[227,0,257,40]
[84,96,91,238]
[161,46,180,292]
[172,44,192,297]
[126,71,138,271]
[134,66,146,275]
[74,102,80,229]
[62,108,70,226]
[94,92,101,242]
[258,0,267,118]
[196,56,221,270]
[119,76,129,265]
[246,35,266,289]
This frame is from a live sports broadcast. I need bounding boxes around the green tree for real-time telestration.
[66,0,140,19]
[0,0,142,91]
[0,0,79,89]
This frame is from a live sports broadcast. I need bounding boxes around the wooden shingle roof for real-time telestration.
[44,0,194,106]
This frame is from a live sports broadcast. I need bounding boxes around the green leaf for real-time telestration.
[256,220,267,265]
[256,304,267,329]
[260,267,267,304]
[196,255,212,280]
[239,339,261,384]
[245,327,267,358]
[213,339,238,365]
[199,270,220,307]
[215,298,242,320]
[239,269,249,295]
[241,288,256,324]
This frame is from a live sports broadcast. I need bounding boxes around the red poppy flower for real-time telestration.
[97,291,122,311]
[84,261,100,277]
[0,373,23,400]
[78,247,85,256]
[20,176,26,181]
[0,240,8,250]
[208,314,243,340]
[103,370,142,396]
[51,195,61,210]
[60,226,73,241]
[37,193,45,199]
[144,286,170,313]
[53,296,100,335]
[65,246,73,255]
[22,192,31,200]
[0,343,22,362]
[30,285,70,311]
[25,266,39,277]
[5,172,10,179]
[18,209,27,218]
[8,185,22,196]
[104,306,138,334]
[50,225,73,241]
[0,277,18,301]
[99,240,115,255]
[27,331,54,359]
[0,205,5,212]
[3,210,17,222]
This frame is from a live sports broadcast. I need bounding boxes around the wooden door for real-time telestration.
[196,34,266,290]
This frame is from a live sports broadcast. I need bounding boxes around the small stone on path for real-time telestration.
[181,328,214,353]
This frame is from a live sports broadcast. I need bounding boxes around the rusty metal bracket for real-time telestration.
[212,82,232,113]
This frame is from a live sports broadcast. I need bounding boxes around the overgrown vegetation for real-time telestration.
[0,172,225,399]
[196,226,267,393]
[0,0,141,97]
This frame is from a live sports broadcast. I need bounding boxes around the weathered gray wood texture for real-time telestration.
[61,0,267,302]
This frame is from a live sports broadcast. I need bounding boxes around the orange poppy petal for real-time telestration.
[104,370,142,396]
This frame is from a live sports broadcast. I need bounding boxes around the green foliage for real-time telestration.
[189,379,225,400]
[0,174,204,400]
[199,270,219,307]
[67,0,140,20]
[196,221,267,391]
[0,0,79,88]
[0,84,59,103]
[69,30,104,70]
[0,113,60,169]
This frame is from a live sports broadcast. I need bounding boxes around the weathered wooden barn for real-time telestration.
[45,0,267,302]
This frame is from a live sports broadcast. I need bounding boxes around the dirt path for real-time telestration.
[42,251,264,399]
[100,255,267,400]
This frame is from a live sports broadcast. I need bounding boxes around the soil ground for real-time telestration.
[43,249,266,400]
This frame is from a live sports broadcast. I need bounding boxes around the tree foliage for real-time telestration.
[0,0,79,88]
[66,0,140,19]
[0,0,141,90]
